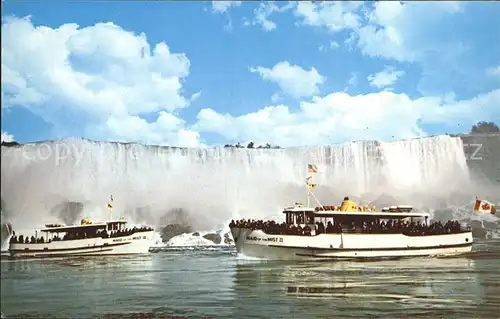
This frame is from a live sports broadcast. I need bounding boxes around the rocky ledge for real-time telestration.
[160,224,234,245]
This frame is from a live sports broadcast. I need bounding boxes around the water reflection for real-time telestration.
[1,256,156,318]
[1,243,499,319]
[231,255,497,318]
[1,250,240,318]
[472,239,500,317]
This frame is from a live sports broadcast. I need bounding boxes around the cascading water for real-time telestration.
[1,135,498,248]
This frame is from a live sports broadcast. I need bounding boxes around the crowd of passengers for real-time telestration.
[9,226,153,244]
[229,219,466,236]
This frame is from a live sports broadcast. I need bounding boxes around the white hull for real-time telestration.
[9,231,154,258]
[231,228,473,260]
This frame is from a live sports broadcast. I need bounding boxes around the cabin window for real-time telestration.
[306,212,314,224]
[296,213,304,224]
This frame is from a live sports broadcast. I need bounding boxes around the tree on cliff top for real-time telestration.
[470,121,500,134]
[1,141,20,147]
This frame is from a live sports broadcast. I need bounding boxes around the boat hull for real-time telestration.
[231,228,473,260]
[8,231,155,258]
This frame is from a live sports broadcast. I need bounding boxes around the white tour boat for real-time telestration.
[229,167,483,260]
[8,218,154,258]
[8,196,155,258]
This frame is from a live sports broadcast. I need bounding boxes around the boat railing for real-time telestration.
[9,227,154,245]
[230,219,467,237]
[259,227,470,237]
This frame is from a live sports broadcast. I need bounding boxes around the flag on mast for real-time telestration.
[306,164,318,187]
[107,195,114,209]
[307,164,318,174]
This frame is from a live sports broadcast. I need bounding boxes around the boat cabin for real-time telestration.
[41,219,128,240]
[283,202,429,234]
[283,204,316,228]
[10,219,130,244]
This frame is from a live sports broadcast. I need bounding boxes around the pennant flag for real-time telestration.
[107,195,114,209]
[307,164,318,174]
[5,223,13,236]
[473,198,496,214]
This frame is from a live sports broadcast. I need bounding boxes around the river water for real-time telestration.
[1,239,499,319]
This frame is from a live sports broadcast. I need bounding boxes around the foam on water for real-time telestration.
[164,233,215,247]
[1,135,498,246]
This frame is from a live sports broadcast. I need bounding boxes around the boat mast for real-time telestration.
[307,184,323,208]
[306,164,323,208]
[306,177,311,208]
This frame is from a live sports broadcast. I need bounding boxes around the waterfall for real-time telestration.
[0,135,486,237]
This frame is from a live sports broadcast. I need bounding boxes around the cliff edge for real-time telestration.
[460,133,500,184]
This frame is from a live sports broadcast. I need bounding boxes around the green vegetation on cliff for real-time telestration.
[470,121,499,134]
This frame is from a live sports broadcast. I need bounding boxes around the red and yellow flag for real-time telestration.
[474,198,496,214]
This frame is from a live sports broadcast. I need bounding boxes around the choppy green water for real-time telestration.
[1,240,500,319]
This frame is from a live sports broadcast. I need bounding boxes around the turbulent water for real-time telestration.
[1,240,500,319]
[1,135,499,249]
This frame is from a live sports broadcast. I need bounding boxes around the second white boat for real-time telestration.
[229,169,481,260]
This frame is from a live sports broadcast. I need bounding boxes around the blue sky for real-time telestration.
[1,1,499,147]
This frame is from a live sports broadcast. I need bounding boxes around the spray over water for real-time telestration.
[1,135,499,247]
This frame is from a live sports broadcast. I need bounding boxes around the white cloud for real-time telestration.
[1,131,14,143]
[249,2,295,31]
[294,1,364,32]
[190,91,202,102]
[344,72,358,91]
[103,112,201,148]
[4,8,498,148]
[195,89,500,147]
[358,2,500,97]
[487,66,500,78]
[1,16,200,147]
[355,2,462,62]
[270,93,282,103]
[250,61,326,98]
[290,1,490,96]
[319,40,340,52]
[330,41,340,49]
[292,2,463,63]
[367,66,405,89]
[212,1,242,14]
